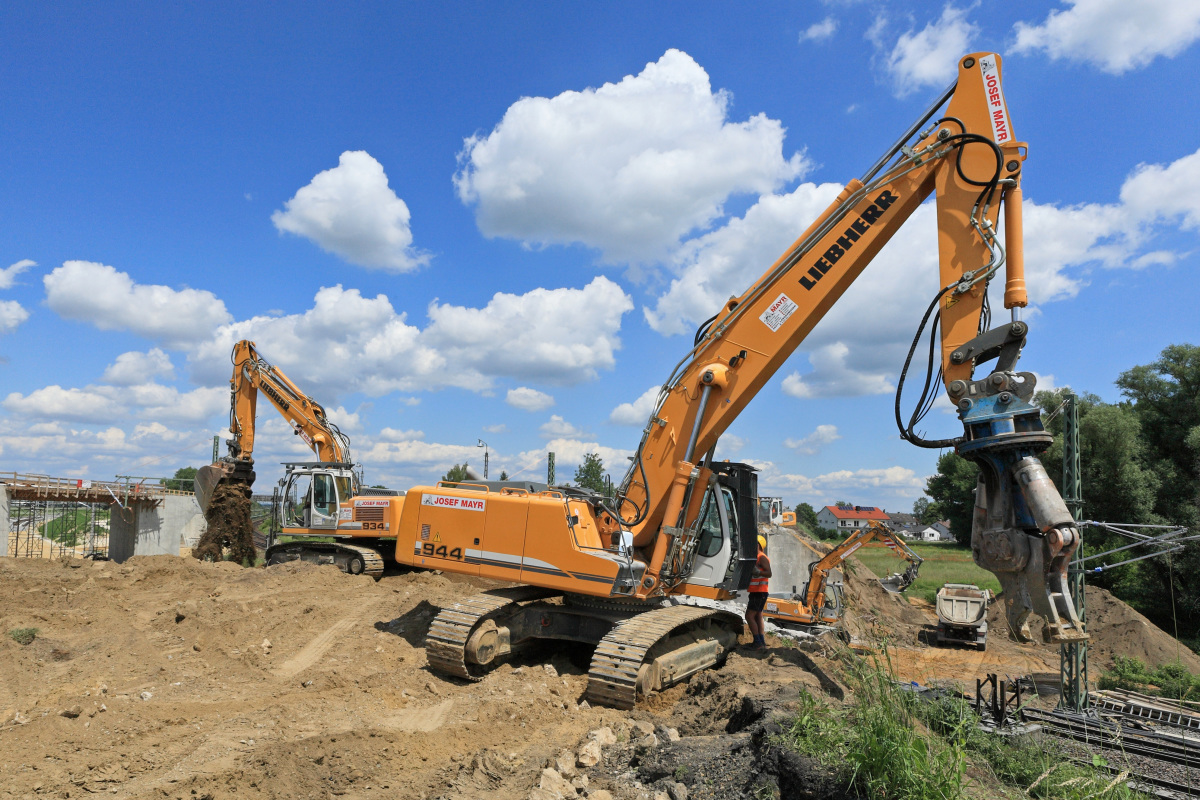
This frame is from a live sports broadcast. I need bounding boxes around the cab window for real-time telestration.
[697,487,737,558]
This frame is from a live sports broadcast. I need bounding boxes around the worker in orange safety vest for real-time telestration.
[745,534,772,649]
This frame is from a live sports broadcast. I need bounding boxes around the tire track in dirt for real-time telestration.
[272,616,360,678]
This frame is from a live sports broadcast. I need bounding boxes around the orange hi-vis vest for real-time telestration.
[749,552,770,592]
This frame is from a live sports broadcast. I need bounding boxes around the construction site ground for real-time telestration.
[2,547,1197,800]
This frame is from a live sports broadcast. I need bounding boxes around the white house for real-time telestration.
[907,521,954,542]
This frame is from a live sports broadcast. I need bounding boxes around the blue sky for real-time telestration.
[2,1,1198,512]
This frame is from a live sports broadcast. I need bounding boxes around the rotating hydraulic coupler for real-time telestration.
[956,377,1088,644]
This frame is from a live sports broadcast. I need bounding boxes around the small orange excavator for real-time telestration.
[763,520,923,626]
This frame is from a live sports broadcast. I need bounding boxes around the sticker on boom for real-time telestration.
[760,293,798,332]
[978,54,1011,145]
[420,493,486,511]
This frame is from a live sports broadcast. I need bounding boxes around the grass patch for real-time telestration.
[38,508,109,545]
[853,542,1001,604]
[781,652,966,800]
[1099,655,1200,703]
[8,627,39,645]
[779,649,1148,799]
[921,694,1148,799]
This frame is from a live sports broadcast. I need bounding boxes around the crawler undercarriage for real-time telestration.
[426,588,743,708]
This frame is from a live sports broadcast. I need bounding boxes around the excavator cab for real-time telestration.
[282,462,357,531]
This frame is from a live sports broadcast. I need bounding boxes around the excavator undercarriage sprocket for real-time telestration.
[425,587,560,680]
[265,541,385,579]
[585,605,742,709]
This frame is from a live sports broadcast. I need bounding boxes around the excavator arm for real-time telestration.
[614,53,1085,643]
[803,520,922,609]
[195,340,354,511]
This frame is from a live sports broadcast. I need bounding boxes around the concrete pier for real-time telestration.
[109,495,206,562]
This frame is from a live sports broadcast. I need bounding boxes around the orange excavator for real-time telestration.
[195,340,400,578]
[763,520,923,627]
[237,52,1085,707]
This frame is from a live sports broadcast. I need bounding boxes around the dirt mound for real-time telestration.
[987,584,1200,672]
[838,555,929,646]
[195,481,256,565]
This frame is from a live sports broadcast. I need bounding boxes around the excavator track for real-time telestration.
[585,605,742,710]
[265,541,385,580]
[426,587,559,681]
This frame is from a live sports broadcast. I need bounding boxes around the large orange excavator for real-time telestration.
[249,52,1084,707]
[195,340,401,578]
[763,520,923,627]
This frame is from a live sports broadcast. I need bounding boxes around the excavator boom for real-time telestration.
[611,52,1084,642]
[195,340,354,512]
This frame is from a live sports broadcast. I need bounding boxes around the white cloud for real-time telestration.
[516,438,632,477]
[882,6,977,96]
[44,261,232,348]
[3,386,125,424]
[506,387,555,412]
[454,49,807,264]
[118,384,227,425]
[0,300,29,335]
[644,147,1200,399]
[191,276,631,399]
[0,259,35,289]
[783,343,894,399]
[784,424,843,455]
[1120,149,1200,230]
[1013,0,1200,74]
[132,421,191,442]
[325,405,363,433]
[360,439,483,471]
[800,17,838,42]
[102,349,175,386]
[377,427,425,442]
[609,385,663,425]
[760,463,927,505]
[422,277,633,384]
[645,181,843,335]
[483,423,508,434]
[540,414,589,439]
[272,150,429,272]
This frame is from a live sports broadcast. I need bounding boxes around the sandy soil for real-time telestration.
[1,549,1193,800]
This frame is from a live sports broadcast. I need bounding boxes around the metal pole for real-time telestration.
[212,435,219,462]
[1058,393,1089,712]
[547,452,555,486]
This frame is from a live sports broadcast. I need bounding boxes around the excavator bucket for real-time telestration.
[194,462,233,513]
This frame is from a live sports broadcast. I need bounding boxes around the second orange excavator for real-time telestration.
[763,520,923,627]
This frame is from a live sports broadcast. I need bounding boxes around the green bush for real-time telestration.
[1099,655,1200,702]
[8,627,38,645]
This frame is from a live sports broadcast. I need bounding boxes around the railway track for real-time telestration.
[1026,708,1200,797]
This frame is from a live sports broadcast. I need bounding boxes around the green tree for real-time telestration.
[1117,344,1200,528]
[498,470,509,481]
[834,500,852,509]
[912,497,938,525]
[795,502,819,532]
[441,463,471,482]
[923,452,978,546]
[164,466,198,491]
[574,453,608,495]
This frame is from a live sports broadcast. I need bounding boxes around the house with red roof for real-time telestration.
[815,504,890,533]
